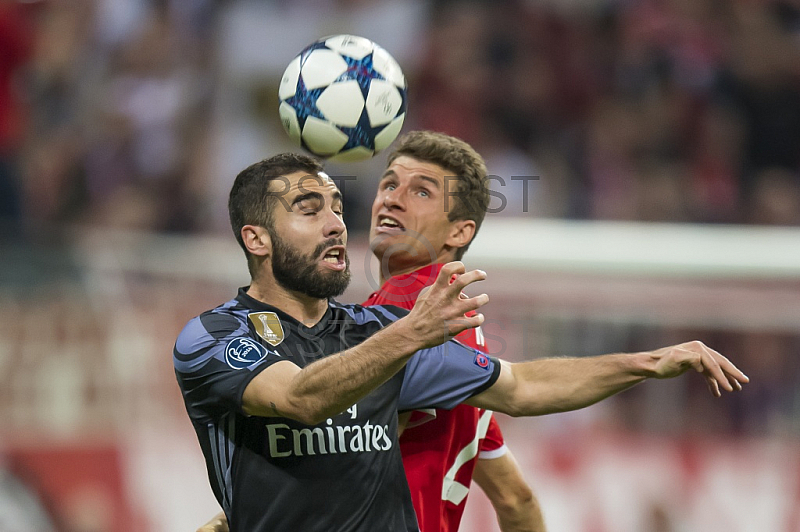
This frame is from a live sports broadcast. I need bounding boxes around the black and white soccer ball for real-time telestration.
[278,34,407,162]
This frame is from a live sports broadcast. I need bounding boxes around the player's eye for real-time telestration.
[418,189,429,198]
[297,197,323,214]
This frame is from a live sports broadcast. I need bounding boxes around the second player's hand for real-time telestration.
[647,341,749,396]
[405,261,488,348]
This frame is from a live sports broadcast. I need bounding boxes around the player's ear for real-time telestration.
[241,225,272,258]
[445,219,476,251]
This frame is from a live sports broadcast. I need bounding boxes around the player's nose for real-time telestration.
[383,186,406,211]
[323,208,346,238]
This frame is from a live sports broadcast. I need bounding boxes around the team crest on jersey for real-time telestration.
[248,312,285,346]
[474,352,490,369]
[225,337,269,369]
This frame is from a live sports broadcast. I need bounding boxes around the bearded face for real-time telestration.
[269,231,351,299]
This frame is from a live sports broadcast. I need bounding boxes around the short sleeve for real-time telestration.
[478,414,508,459]
[398,340,500,412]
[174,313,284,421]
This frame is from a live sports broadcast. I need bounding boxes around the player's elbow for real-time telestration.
[499,399,528,418]
[247,391,330,425]
[285,393,345,425]
[503,399,573,418]
[491,385,532,418]
[288,410,318,425]
[496,381,576,417]
[493,483,537,519]
[512,483,536,510]
[283,398,330,425]
[296,409,330,426]
[481,362,544,418]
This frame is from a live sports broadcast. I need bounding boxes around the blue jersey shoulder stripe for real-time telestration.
[200,310,245,341]
[368,304,406,323]
[334,302,402,327]
[174,314,249,373]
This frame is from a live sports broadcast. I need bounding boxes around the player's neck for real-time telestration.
[246,279,329,326]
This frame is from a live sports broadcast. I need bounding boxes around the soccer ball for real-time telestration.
[278,34,407,162]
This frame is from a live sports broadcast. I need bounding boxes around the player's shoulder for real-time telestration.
[366,264,444,309]
[392,264,442,292]
[330,299,410,324]
[175,298,248,353]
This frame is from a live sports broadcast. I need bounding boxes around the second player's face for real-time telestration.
[370,156,461,274]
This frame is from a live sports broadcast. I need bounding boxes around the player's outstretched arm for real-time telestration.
[474,451,546,532]
[197,511,228,532]
[243,262,488,425]
[466,341,748,417]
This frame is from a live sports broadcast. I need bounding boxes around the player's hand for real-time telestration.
[647,341,749,397]
[405,261,488,348]
[197,512,229,532]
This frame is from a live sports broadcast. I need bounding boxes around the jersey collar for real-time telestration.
[236,286,335,332]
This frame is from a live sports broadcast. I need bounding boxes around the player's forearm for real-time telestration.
[469,341,747,416]
[477,354,651,417]
[285,319,424,423]
[511,353,652,416]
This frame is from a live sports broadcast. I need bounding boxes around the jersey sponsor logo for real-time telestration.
[225,337,269,369]
[474,352,490,369]
[265,418,393,458]
[248,312,285,346]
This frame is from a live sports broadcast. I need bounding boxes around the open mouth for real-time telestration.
[377,216,405,231]
[323,249,341,263]
[321,246,346,269]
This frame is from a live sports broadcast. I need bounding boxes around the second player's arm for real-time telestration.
[467,341,748,416]
[244,263,488,425]
[474,451,546,532]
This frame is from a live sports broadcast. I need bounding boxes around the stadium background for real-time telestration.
[1,1,799,530]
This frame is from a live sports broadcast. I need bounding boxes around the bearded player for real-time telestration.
[197,131,544,532]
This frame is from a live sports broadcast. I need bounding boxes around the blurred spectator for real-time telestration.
[746,167,800,225]
[0,2,34,235]
[14,0,218,235]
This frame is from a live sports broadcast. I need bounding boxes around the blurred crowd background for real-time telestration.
[1,0,799,531]
[3,0,800,235]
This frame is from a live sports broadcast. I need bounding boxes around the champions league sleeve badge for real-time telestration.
[225,337,273,370]
[474,352,490,369]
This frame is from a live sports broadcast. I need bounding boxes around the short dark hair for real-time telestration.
[387,131,489,260]
[228,153,324,271]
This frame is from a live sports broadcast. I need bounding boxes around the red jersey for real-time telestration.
[363,264,507,532]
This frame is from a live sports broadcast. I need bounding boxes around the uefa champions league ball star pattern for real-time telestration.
[279,34,407,162]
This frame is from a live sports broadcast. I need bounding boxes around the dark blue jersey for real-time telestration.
[174,288,500,532]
